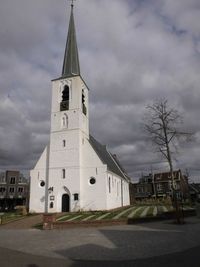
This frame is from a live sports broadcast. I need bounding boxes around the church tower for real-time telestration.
[29,2,130,213]
[47,2,89,212]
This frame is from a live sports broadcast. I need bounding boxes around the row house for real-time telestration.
[189,183,200,203]
[130,170,189,201]
[0,171,29,211]
[153,170,189,199]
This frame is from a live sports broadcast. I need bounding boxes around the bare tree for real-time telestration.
[144,99,191,185]
[144,99,192,223]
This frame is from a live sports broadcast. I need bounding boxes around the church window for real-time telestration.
[60,85,69,111]
[50,202,54,209]
[40,181,45,187]
[62,113,68,128]
[63,140,66,147]
[89,177,96,185]
[74,193,79,201]
[62,169,66,179]
[82,90,87,115]
[108,177,111,193]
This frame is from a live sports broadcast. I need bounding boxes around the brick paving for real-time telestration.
[0,214,43,229]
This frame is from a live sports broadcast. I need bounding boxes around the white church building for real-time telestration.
[29,3,130,213]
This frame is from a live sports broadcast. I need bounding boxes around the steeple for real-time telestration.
[62,3,80,78]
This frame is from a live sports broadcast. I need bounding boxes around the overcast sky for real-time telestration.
[0,0,200,182]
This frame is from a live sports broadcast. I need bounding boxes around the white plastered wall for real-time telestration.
[80,135,107,211]
[106,171,130,210]
[29,146,49,213]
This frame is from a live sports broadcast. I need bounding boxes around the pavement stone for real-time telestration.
[0,217,199,261]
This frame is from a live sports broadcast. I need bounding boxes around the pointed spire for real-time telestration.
[62,3,80,78]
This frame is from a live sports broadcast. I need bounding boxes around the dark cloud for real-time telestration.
[0,0,200,182]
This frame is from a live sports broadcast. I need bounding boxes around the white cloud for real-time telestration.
[0,0,200,182]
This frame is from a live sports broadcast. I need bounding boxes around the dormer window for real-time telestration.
[60,85,69,111]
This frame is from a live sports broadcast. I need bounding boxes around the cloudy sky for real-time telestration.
[0,0,200,182]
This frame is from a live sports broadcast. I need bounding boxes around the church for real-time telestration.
[29,3,130,213]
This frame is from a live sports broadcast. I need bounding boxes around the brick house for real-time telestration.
[0,171,29,211]
[153,170,189,199]
[130,170,189,202]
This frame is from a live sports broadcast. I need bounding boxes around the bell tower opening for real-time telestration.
[60,85,69,111]
[82,89,87,115]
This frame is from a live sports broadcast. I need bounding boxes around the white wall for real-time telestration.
[106,172,130,210]
[29,146,49,213]
[80,135,107,210]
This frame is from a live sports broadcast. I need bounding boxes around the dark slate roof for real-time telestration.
[89,135,130,181]
[62,5,80,78]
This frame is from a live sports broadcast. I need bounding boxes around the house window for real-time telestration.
[0,175,5,183]
[0,187,5,193]
[62,169,66,179]
[18,187,24,193]
[74,193,79,201]
[117,182,119,196]
[10,177,16,184]
[9,187,15,193]
[157,183,162,191]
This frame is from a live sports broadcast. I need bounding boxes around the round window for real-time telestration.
[89,177,96,185]
[40,180,45,187]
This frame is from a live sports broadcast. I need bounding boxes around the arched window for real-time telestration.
[50,202,54,209]
[82,89,87,115]
[60,85,69,111]
[108,177,111,193]
[63,140,66,147]
[62,85,69,102]
[62,169,66,179]
[62,113,68,128]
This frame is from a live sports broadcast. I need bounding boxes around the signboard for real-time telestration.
[50,196,55,201]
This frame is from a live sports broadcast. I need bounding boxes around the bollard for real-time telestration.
[43,213,56,230]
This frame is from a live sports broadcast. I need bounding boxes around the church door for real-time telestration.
[62,194,70,212]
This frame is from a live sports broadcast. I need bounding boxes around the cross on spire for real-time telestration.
[69,0,76,8]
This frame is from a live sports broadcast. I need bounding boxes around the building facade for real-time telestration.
[130,170,189,201]
[0,171,29,211]
[29,4,130,213]
[153,170,189,199]
[132,174,154,201]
